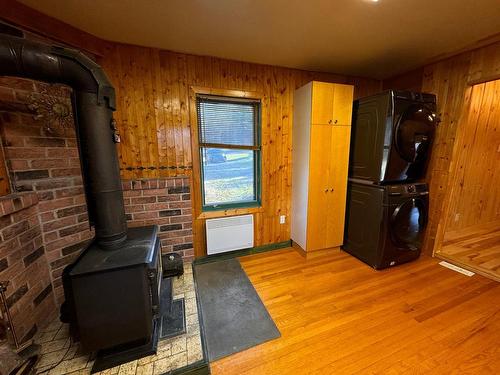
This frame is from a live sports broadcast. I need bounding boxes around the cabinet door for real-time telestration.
[325,125,351,247]
[312,83,354,126]
[332,84,354,126]
[311,82,334,125]
[306,124,332,250]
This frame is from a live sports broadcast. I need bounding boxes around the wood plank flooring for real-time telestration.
[439,221,500,282]
[210,247,500,375]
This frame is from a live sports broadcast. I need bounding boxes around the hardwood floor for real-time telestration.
[210,247,500,375]
[439,221,500,282]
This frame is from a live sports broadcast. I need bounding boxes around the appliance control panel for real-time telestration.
[393,90,436,104]
[387,183,428,196]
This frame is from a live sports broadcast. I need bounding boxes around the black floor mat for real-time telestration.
[194,258,280,361]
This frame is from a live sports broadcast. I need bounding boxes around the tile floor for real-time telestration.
[34,263,204,375]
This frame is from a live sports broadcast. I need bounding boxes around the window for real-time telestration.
[197,95,261,210]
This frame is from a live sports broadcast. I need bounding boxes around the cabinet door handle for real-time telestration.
[324,188,328,193]
[334,119,338,124]
[328,119,332,124]
[330,188,334,192]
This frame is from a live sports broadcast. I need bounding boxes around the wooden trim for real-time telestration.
[431,86,473,256]
[197,94,261,104]
[291,241,307,257]
[292,241,342,259]
[467,73,500,86]
[189,86,266,258]
[0,0,108,56]
[434,252,500,283]
[197,206,264,220]
[199,143,260,151]
[190,87,265,100]
[192,240,291,265]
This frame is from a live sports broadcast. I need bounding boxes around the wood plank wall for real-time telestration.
[98,44,381,256]
[443,79,500,232]
[383,41,500,254]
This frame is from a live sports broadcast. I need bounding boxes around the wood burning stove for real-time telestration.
[64,226,162,351]
[0,33,170,370]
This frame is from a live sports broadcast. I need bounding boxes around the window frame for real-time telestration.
[196,94,262,211]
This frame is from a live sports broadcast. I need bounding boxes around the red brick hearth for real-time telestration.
[0,77,193,344]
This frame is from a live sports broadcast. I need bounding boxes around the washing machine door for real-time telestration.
[394,104,436,164]
[390,197,428,250]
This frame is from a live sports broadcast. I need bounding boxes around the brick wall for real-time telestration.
[0,192,56,343]
[0,77,194,320]
[123,177,193,261]
[0,78,94,303]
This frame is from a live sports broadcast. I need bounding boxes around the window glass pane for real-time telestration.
[198,99,256,146]
[202,148,256,206]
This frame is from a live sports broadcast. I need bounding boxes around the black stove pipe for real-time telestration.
[0,34,127,248]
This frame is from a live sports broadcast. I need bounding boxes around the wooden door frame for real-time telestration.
[431,85,474,256]
[188,86,266,258]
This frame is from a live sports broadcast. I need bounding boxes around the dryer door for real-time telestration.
[390,197,427,250]
[394,104,436,164]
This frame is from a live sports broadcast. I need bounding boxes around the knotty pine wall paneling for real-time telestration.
[442,79,500,232]
[99,44,381,256]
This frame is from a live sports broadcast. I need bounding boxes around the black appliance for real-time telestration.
[0,33,169,370]
[66,226,162,351]
[350,90,438,183]
[343,181,428,269]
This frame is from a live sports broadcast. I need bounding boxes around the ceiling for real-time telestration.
[18,0,500,79]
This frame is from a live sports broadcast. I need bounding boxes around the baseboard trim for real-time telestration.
[193,240,291,265]
[170,360,210,375]
[291,241,306,257]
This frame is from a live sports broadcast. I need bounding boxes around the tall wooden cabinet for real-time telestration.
[291,81,354,251]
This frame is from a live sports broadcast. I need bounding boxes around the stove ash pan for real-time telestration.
[62,226,163,351]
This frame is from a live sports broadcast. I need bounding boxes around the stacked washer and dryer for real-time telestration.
[343,91,438,269]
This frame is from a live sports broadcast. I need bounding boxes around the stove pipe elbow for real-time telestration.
[0,34,127,248]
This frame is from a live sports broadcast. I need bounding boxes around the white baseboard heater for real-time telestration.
[206,214,254,255]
